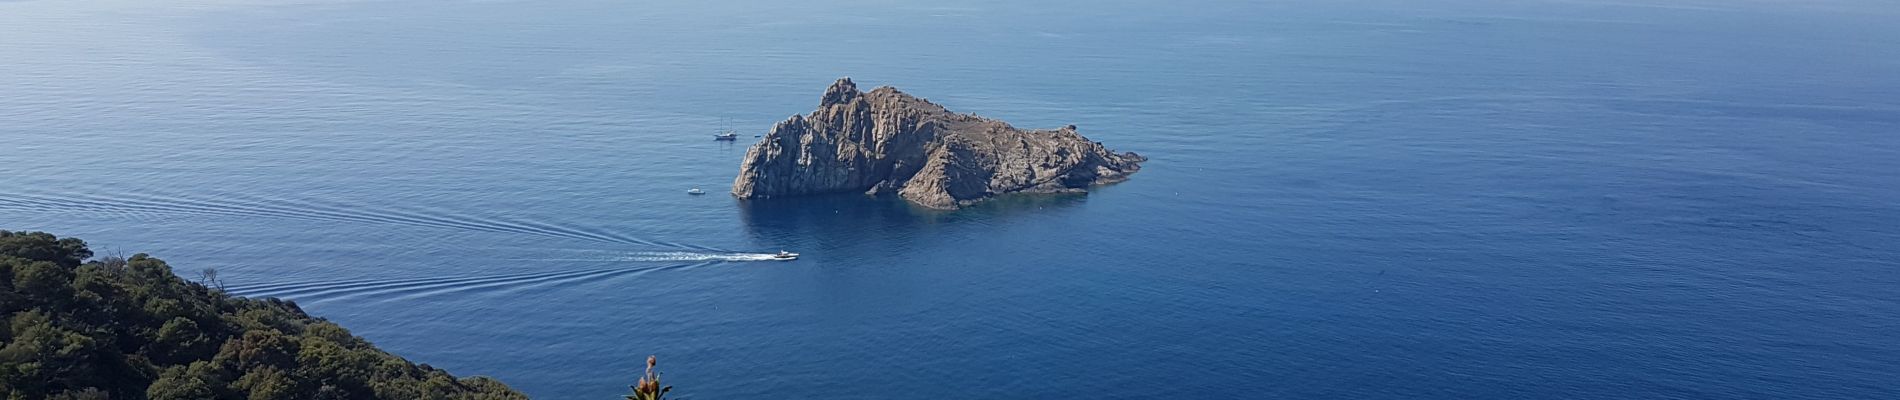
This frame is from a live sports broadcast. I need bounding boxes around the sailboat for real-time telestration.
[714,118,738,140]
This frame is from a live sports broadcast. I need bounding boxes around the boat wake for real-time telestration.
[515,251,791,263]
[0,189,696,248]
[225,262,709,304]
[623,251,791,262]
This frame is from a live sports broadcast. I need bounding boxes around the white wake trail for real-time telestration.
[511,251,787,263]
[618,251,783,262]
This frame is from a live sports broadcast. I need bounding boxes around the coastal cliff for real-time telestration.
[732,78,1146,209]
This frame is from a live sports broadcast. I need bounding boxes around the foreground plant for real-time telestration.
[626,355,673,400]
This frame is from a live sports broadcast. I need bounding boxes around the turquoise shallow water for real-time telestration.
[3,0,1899,398]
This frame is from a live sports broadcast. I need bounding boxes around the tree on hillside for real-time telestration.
[0,230,528,400]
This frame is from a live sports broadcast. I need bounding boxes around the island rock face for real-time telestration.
[733,78,1146,209]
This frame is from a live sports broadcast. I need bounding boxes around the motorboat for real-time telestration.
[771,250,799,260]
[687,188,706,195]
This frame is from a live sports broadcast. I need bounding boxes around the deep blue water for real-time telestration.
[4,0,1900,398]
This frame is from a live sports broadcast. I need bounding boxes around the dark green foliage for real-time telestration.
[0,231,527,400]
[0,231,90,268]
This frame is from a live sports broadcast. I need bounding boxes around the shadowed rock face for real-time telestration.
[732,78,1146,209]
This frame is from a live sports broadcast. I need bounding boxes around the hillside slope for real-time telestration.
[0,230,527,400]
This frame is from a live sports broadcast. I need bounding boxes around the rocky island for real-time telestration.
[732,78,1147,209]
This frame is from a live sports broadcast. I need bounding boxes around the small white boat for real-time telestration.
[714,119,739,141]
[687,188,706,195]
[771,250,798,260]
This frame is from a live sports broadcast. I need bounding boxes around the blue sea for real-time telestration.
[4,0,1898,398]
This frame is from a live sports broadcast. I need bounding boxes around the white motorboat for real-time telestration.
[687,188,707,195]
[771,250,798,260]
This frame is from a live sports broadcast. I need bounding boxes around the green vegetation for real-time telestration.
[0,230,528,400]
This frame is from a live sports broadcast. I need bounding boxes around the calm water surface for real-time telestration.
[3,0,1898,398]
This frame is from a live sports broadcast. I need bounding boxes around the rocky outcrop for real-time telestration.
[732,78,1146,209]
